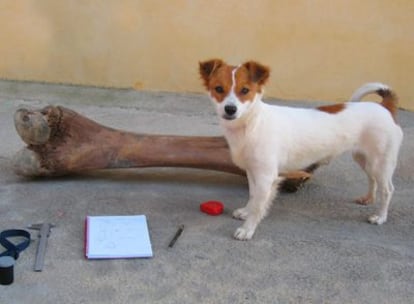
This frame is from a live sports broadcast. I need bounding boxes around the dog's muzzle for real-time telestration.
[223,104,237,120]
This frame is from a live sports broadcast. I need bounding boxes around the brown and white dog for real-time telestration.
[199,59,403,240]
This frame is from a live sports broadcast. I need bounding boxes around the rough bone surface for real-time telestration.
[13,105,317,192]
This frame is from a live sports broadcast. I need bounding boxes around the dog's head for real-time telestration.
[199,59,270,121]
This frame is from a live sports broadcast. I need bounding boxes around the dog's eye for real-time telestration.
[215,86,224,94]
[241,87,250,95]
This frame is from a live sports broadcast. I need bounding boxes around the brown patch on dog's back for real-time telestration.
[316,103,346,114]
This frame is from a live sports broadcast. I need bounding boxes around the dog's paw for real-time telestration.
[368,214,387,225]
[233,226,255,241]
[233,207,249,221]
[355,195,374,205]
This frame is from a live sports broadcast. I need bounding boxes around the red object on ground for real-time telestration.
[200,201,224,216]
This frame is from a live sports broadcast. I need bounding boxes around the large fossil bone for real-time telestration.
[13,105,318,192]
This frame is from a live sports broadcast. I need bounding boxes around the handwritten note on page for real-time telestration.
[85,215,153,259]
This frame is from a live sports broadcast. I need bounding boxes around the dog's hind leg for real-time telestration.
[368,177,394,225]
[368,162,396,225]
[353,151,377,205]
[352,151,394,225]
[366,129,401,225]
[233,170,278,240]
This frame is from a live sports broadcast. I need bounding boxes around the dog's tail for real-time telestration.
[349,82,398,122]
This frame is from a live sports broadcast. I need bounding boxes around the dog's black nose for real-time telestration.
[224,104,237,116]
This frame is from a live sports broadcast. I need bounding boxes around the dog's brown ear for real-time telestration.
[199,59,224,88]
[243,61,270,85]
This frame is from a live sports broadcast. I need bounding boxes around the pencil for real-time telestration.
[168,224,184,248]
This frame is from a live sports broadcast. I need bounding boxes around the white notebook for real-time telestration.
[85,215,153,259]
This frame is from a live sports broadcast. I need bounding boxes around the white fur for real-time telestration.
[213,78,403,240]
[349,82,390,102]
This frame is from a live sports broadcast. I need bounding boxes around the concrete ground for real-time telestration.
[0,80,413,304]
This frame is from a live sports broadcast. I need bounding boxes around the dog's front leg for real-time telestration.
[233,170,277,240]
[233,171,256,221]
